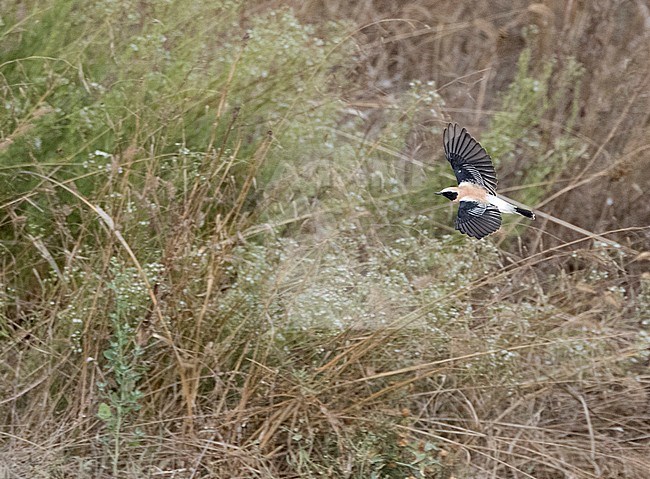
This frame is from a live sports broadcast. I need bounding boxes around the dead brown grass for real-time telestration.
[290,0,650,250]
[1,1,650,478]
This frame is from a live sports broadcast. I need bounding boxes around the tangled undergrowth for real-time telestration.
[1,1,649,478]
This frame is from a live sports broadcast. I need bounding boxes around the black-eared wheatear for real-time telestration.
[436,123,535,239]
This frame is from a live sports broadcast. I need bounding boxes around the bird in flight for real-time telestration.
[436,123,535,239]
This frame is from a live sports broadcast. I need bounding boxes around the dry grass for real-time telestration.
[1,1,649,478]
[293,0,650,246]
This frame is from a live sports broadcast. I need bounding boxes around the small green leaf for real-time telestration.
[424,441,438,452]
[97,402,113,421]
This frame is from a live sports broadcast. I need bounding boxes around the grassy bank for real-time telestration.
[1,1,649,477]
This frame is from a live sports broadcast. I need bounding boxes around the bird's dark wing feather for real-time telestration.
[455,200,502,239]
[443,123,498,194]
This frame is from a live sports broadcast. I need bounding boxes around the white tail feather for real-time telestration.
[486,195,517,214]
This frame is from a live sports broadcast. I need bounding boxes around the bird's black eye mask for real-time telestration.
[438,191,458,201]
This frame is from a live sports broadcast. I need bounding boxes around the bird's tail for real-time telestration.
[515,207,535,220]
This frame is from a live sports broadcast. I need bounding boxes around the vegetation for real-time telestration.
[1,1,649,477]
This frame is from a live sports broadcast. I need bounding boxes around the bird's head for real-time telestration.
[435,187,458,202]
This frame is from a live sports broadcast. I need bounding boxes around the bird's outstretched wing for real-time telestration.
[455,200,501,239]
[443,123,498,194]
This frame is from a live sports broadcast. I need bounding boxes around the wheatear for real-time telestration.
[436,123,535,239]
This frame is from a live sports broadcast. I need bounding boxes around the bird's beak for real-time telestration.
[434,191,442,195]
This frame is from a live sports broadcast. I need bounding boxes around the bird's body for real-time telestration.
[439,183,518,213]
[436,124,535,239]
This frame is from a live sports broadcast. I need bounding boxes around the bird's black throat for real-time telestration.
[438,191,458,201]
